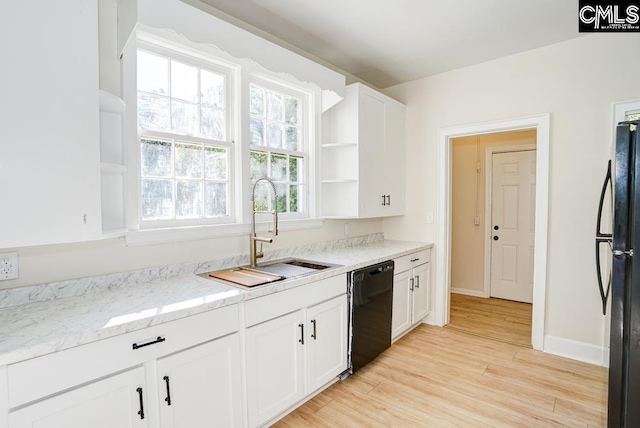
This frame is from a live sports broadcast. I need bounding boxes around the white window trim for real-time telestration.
[121,30,323,246]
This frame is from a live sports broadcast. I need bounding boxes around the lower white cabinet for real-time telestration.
[9,367,148,428]
[392,251,431,340]
[157,333,243,428]
[246,294,347,427]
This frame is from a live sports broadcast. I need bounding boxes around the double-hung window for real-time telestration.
[136,43,235,228]
[249,80,309,219]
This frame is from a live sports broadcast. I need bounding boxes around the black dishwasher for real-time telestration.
[347,260,394,374]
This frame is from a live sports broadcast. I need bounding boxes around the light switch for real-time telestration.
[426,212,434,224]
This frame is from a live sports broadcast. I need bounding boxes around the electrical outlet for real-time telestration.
[0,252,18,281]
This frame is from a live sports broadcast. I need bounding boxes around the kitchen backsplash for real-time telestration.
[0,233,383,309]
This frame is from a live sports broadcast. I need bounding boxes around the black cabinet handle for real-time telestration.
[163,375,172,406]
[493,236,499,241]
[381,195,386,206]
[410,258,420,262]
[415,275,420,289]
[311,319,317,340]
[136,387,145,420]
[494,225,499,230]
[298,323,304,344]
[132,336,165,350]
[386,195,391,206]
[409,277,414,291]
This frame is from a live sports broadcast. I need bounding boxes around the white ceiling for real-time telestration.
[195,0,582,89]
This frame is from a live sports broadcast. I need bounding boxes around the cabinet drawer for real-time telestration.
[8,304,239,408]
[245,275,346,327]
[394,249,430,274]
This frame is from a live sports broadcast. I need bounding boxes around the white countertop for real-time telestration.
[0,239,432,366]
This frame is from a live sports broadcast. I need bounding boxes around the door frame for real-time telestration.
[436,114,550,351]
[483,145,537,299]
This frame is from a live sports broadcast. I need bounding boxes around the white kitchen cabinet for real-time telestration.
[322,83,406,218]
[392,250,431,340]
[246,310,306,427]
[9,367,147,428]
[5,306,240,427]
[306,294,348,393]
[0,0,102,249]
[157,333,243,428]
[245,276,347,427]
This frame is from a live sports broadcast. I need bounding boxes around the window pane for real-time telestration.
[141,139,172,177]
[266,123,283,149]
[175,143,202,178]
[250,151,268,180]
[201,70,225,108]
[171,100,198,136]
[142,179,173,220]
[205,182,227,217]
[290,184,299,212]
[275,183,287,213]
[266,91,283,121]
[176,180,203,218]
[289,156,302,182]
[252,181,271,212]
[285,97,298,125]
[201,107,226,141]
[138,93,169,132]
[205,147,227,180]
[250,118,265,146]
[250,85,264,116]
[170,60,198,102]
[137,51,168,95]
[270,154,287,181]
[285,126,298,151]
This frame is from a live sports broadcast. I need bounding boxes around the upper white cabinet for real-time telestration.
[0,0,102,249]
[322,83,406,218]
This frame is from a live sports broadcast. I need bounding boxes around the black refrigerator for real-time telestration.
[598,120,640,427]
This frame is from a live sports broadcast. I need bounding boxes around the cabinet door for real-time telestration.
[384,101,406,216]
[306,295,348,392]
[412,263,431,324]
[392,269,413,340]
[9,367,147,428]
[246,311,305,427]
[358,92,386,218]
[157,333,243,428]
[0,0,101,248]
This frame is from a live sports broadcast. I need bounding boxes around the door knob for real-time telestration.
[493,236,499,241]
[494,225,499,230]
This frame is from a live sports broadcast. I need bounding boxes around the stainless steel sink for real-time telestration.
[249,258,338,279]
[200,258,341,288]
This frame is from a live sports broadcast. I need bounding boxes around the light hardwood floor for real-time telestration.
[273,324,608,427]
[448,293,533,347]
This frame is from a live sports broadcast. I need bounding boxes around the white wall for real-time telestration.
[382,34,640,348]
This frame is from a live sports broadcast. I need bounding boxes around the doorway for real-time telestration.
[435,114,550,351]
[449,132,536,346]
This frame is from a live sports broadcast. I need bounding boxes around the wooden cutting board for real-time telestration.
[209,268,284,287]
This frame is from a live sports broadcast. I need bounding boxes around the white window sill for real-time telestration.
[124,218,324,246]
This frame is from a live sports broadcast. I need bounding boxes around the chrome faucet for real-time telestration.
[250,177,279,267]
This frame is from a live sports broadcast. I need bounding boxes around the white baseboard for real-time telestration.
[543,334,608,367]
[451,288,487,298]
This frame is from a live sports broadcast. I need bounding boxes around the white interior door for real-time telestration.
[490,150,536,303]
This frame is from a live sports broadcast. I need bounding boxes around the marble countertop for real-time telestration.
[0,239,432,366]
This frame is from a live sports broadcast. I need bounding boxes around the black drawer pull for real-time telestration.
[132,336,165,350]
[136,387,145,420]
[311,319,317,340]
[299,323,304,345]
[410,258,420,262]
[163,375,172,406]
